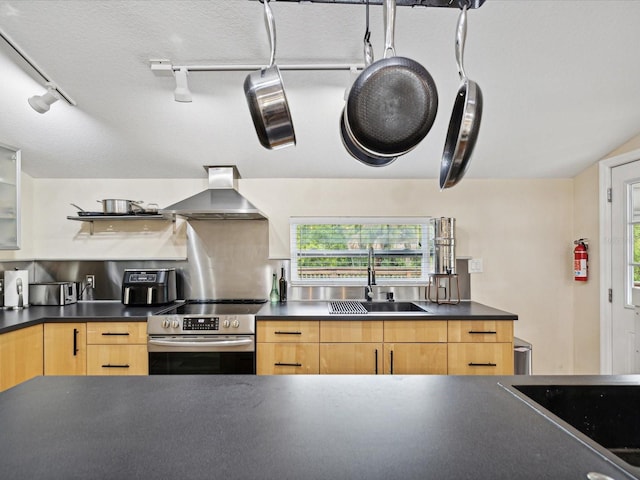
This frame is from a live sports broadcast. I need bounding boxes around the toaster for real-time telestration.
[29,282,78,306]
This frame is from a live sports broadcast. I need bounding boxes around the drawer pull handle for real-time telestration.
[274,362,302,367]
[274,331,302,335]
[468,331,497,335]
[468,362,497,367]
[101,332,130,336]
[101,364,130,368]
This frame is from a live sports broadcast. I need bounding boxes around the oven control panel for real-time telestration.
[183,317,219,331]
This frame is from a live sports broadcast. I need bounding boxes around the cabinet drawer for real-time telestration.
[320,321,383,343]
[447,343,514,375]
[448,320,513,343]
[257,343,319,374]
[86,345,148,375]
[257,321,319,343]
[384,321,447,343]
[87,322,147,345]
[320,343,382,374]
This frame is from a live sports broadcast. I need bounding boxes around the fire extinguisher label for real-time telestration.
[574,259,587,280]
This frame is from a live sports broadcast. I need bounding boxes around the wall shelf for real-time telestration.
[67,215,176,235]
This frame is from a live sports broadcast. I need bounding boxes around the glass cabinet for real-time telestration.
[0,144,20,250]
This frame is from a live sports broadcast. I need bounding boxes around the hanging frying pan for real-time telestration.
[244,0,296,150]
[344,0,438,158]
[439,4,483,189]
[341,0,397,167]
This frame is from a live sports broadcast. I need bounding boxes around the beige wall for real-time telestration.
[3,175,581,374]
[572,163,600,374]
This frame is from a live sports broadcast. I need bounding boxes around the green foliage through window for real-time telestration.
[290,218,431,283]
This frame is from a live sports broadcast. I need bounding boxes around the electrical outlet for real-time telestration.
[469,258,483,273]
[85,274,95,289]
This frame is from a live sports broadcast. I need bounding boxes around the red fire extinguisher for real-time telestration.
[574,239,588,282]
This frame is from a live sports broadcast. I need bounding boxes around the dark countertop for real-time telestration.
[0,300,516,335]
[257,300,518,320]
[0,375,635,480]
[0,301,165,334]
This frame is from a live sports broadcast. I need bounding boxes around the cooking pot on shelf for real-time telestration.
[97,199,144,215]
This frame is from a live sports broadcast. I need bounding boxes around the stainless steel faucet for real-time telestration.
[365,246,376,301]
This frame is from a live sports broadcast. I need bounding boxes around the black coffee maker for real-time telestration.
[121,269,177,306]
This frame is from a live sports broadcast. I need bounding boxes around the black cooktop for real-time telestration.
[159,299,267,316]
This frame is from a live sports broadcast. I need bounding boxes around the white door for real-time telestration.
[611,160,640,374]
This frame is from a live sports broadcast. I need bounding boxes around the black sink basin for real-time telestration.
[361,302,427,313]
[513,384,640,467]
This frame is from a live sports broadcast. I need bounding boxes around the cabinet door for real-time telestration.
[87,345,148,375]
[0,145,20,250]
[87,322,147,345]
[448,343,514,375]
[44,323,86,375]
[0,325,43,391]
[384,343,447,375]
[320,343,382,374]
[257,343,319,375]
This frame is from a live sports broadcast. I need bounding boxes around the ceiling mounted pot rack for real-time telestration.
[250,0,485,8]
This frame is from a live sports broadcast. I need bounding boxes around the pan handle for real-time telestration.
[455,5,468,81]
[263,0,276,68]
[383,0,396,59]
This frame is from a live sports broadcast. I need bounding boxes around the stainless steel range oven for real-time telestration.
[147,299,266,375]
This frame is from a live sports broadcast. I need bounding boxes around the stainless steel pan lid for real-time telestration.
[440,5,483,190]
[244,0,295,150]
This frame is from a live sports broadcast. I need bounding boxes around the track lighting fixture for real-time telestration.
[173,67,192,102]
[28,82,61,114]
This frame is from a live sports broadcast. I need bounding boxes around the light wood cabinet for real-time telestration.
[44,323,86,375]
[384,343,447,375]
[447,320,514,375]
[257,343,319,374]
[257,318,514,377]
[257,320,320,374]
[320,343,382,374]
[447,343,514,375]
[86,322,148,375]
[0,325,43,391]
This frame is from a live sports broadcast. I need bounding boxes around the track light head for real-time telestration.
[28,83,61,114]
[174,67,192,102]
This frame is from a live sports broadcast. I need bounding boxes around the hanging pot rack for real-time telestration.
[250,0,485,7]
[151,0,484,76]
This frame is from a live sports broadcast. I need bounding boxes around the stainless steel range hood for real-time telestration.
[160,166,266,220]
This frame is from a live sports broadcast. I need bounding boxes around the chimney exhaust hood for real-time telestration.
[160,166,266,220]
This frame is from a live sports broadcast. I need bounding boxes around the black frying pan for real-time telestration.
[344,0,438,158]
[440,5,483,189]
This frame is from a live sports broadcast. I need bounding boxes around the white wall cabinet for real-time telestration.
[0,144,20,250]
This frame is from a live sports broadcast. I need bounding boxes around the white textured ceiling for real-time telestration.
[0,0,639,180]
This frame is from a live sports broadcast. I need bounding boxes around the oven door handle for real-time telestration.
[148,338,253,348]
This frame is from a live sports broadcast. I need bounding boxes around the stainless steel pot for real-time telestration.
[244,0,295,150]
[97,199,143,214]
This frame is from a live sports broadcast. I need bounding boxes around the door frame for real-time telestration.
[599,148,640,374]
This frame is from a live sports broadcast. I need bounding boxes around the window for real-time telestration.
[290,217,432,285]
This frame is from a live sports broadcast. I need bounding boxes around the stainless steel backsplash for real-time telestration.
[0,222,470,302]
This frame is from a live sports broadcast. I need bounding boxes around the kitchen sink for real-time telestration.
[361,301,427,313]
[512,384,640,467]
